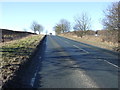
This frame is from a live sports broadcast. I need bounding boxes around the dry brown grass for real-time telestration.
[60,34,118,51]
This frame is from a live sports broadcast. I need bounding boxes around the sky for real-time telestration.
[0,1,118,34]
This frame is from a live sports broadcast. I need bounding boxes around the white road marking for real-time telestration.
[57,37,69,44]
[39,57,41,59]
[73,45,89,54]
[57,37,62,41]
[64,41,70,44]
[58,38,119,68]
[30,65,40,87]
[30,56,42,86]
[98,59,119,68]
[104,60,119,68]
[30,72,37,87]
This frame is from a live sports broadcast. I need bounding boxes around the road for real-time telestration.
[20,35,119,88]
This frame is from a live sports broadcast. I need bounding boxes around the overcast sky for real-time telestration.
[0,1,118,34]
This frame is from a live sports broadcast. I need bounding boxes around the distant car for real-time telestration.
[50,33,52,35]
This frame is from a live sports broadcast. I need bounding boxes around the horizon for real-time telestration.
[0,1,119,35]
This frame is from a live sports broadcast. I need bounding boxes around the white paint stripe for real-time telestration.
[73,45,89,54]
[58,37,62,41]
[30,73,37,87]
[64,41,69,44]
[73,45,80,48]
[57,37,70,44]
[57,38,119,68]
[30,66,39,87]
[98,59,119,68]
[104,60,119,68]
[30,56,42,86]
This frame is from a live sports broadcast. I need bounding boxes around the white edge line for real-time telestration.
[30,65,40,87]
[30,58,41,87]
[30,72,37,87]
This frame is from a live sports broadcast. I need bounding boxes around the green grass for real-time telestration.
[0,35,44,82]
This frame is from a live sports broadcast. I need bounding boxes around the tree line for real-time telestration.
[54,2,119,37]
[30,21,44,34]
[30,2,119,37]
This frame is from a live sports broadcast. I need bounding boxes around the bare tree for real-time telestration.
[37,24,44,34]
[54,19,71,35]
[73,12,91,37]
[53,24,62,35]
[59,19,71,33]
[31,21,44,34]
[31,21,38,33]
[102,2,119,30]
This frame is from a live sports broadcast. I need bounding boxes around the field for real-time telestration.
[0,34,44,85]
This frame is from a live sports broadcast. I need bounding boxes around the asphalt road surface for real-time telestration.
[24,35,119,88]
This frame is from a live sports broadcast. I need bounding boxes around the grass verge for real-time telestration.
[0,35,44,86]
[59,34,119,52]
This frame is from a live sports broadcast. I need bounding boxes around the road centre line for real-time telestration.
[57,37,70,44]
[98,59,119,68]
[73,45,89,54]
[64,41,70,44]
[104,60,119,68]
[73,44,119,68]
[57,37,62,41]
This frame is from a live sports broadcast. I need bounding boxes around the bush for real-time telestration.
[97,30,118,43]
